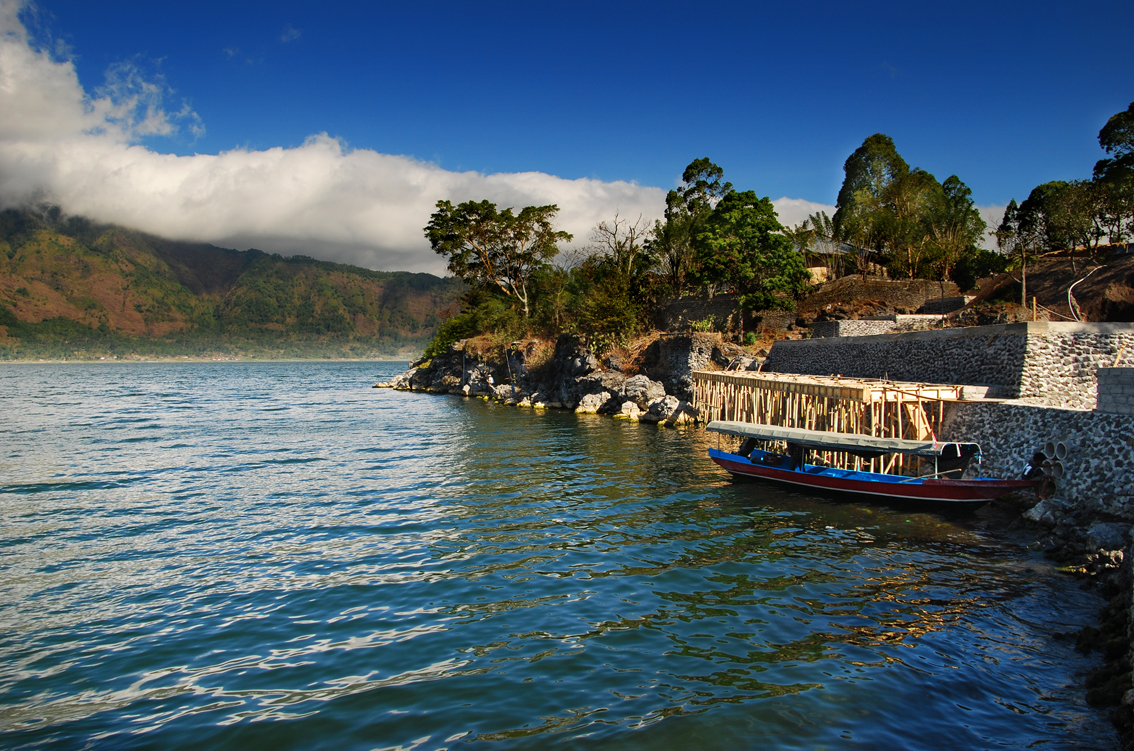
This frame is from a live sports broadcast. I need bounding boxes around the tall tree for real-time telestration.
[587,212,652,278]
[832,133,910,240]
[1096,175,1134,247]
[1094,101,1134,247]
[868,168,940,278]
[695,190,809,311]
[1094,100,1134,181]
[1018,181,1100,273]
[926,175,986,286]
[648,158,732,296]
[425,200,571,318]
[994,199,1032,306]
[673,157,733,215]
[805,210,846,279]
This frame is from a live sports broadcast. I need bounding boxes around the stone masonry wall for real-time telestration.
[1019,328,1134,409]
[764,322,1134,407]
[809,315,944,339]
[765,323,1029,396]
[660,295,742,333]
[1099,368,1134,415]
[943,401,1134,519]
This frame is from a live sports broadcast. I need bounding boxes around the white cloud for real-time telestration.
[977,204,1007,249]
[770,197,836,229]
[0,1,830,275]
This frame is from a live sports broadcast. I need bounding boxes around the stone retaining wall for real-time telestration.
[800,277,960,314]
[658,295,795,334]
[943,401,1134,518]
[660,295,742,333]
[1098,368,1134,416]
[809,315,944,338]
[764,322,1134,408]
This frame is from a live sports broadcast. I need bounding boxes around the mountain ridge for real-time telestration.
[0,208,461,359]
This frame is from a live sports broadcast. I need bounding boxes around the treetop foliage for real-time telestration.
[1096,101,1134,180]
[425,199,571,318]
[833,133,910,237]
[695,190,808,311]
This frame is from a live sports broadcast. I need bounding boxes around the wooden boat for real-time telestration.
[706,421,1040,505]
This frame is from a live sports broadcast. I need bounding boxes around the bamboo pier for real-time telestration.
[692,371,967,474]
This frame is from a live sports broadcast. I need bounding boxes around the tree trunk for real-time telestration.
[1021,252,1027,309]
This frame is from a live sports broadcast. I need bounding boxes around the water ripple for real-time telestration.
[0,362,1117,750]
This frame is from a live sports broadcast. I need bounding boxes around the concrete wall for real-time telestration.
[764,322,1134,408]
[943,401,1134,518]
[1098,368,1134,415]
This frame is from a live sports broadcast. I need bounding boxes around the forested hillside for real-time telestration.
[0,209,462,359]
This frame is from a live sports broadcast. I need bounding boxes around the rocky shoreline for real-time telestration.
[376,332,757,426]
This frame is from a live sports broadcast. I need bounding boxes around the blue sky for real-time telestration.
[2,0,1132,271]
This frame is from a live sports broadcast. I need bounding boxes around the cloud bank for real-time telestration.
[0,1,831,274]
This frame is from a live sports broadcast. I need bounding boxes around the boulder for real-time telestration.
[639,333,718,401]
[466,373,494,396]
[493,383,524,403]
[604,353,626,371]
[379,368,414,389]
[616,401,642,421]
[1022,498,1067,528]
[1086,521,1131,552]
[641,395,695,426]
[575,392,611,414]
[622,374,666,409]
[725,355,760,371]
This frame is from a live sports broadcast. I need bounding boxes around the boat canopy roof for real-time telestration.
[706,421,980,458]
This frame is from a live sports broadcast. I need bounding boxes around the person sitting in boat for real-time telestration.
[787,443,807,471]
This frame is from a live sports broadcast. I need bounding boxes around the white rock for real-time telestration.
[575,392,609,414]
[616,401,642,421]
[622,375,666,409]
[641,395,695,426]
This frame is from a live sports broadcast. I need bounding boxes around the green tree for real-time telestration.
[1096,175,1134,247]
[832,134,915,277]
[425,200,571,318]
[647,158,732,296]
[832,133,910,240]
[873,167,940,278]
[994,199,1032,306]
[1017,180,1102,273]
[1094,100,1134,181]
[1094,101,1134,247]
[695,190,809,311]
[925,175,986,287]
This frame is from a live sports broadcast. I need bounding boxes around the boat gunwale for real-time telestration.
[708,448,1039,504]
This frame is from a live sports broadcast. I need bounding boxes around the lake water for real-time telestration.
[0,361,1117,750]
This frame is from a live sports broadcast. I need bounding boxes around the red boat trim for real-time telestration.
[709,450,1038,504]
